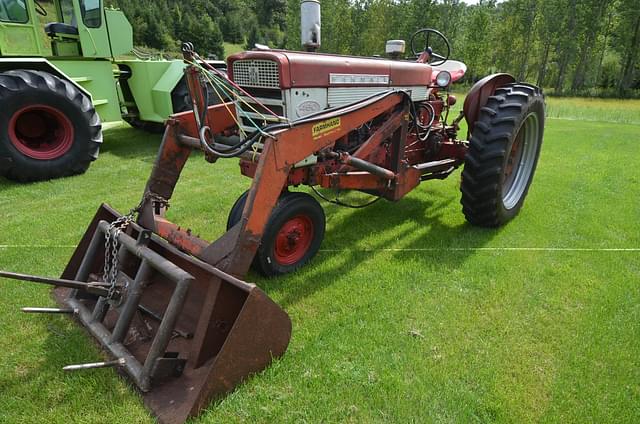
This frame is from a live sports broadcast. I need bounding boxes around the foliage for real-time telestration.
[106,0,639,96]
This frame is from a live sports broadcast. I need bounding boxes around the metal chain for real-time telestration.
[102,192,169,301]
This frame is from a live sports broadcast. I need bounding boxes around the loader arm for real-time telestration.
[137,91,408,279]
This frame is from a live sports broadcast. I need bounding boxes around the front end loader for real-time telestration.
[0,2,545,422]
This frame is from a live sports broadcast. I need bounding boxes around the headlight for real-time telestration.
[436,71,452,88]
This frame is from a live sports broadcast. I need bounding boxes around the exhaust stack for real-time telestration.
[301,0,321,52]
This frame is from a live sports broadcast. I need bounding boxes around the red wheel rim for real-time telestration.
[8,104,74,160]
[274,215,314,266]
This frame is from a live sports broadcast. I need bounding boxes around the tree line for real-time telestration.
[107,0,640,97]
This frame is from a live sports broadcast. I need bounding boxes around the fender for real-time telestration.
[0,58,91,97]
[463,73,516,135]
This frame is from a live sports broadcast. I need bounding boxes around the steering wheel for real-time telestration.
[34,1,47,16]
[410,28,450,66]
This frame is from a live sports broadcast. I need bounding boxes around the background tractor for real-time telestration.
[0,0,224,182]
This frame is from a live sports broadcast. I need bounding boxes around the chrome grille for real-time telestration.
[232,60,280,89]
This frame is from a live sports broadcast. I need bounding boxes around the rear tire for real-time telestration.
[0,70,102,182]
[460,83,544,227]
[227,191,326,277]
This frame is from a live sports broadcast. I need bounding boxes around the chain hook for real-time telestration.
[102,192,169,302]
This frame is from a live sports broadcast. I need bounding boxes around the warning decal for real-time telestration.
[312,117,341,139]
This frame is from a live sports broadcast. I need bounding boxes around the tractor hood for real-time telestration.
[228,50,433,89]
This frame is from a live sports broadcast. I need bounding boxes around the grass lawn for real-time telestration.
[0,97,639,423]
[224,42,246,57]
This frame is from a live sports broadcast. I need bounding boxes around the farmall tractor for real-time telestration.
[0,1,545,423]
[0,0,224,182]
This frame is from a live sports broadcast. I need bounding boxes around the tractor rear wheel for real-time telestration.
[227,191,326,276]
[0,70,102,182]
[460,83,544,227]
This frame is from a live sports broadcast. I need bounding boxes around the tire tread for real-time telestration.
[461,82,544,227]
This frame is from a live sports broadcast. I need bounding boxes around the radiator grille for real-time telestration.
[232,60,280,89]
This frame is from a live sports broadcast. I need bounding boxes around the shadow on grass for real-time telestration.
[0,175,13,188]
[0,126,162,188]
[261,193,497,309]
[1,186,496,422]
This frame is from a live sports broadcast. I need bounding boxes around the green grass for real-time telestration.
[1,99,639,423]
[224,42,246,57]
[545,97,640,125]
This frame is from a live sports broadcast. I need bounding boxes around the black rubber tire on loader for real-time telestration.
[226,190,250,231]
[123,117,165,134]
[460,83,545,227]
[0,70,102,182]
[172,77,227,113]
[227,191,326,277]
[171,77,194,114]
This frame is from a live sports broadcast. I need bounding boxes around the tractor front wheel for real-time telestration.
[0,70,102,182]
[227,191,326,276]
[460,83,544,227]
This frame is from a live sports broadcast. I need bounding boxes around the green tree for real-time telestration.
[613,0,640,94]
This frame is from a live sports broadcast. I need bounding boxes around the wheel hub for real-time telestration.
[8,104,74,160]
[274,215,314,266]
[502,112,540,210]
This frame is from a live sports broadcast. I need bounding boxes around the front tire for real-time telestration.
[227,191,326,276]
[460,83,544,227]
[0,70,102,182]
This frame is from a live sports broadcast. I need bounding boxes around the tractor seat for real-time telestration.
[45,22,79,37]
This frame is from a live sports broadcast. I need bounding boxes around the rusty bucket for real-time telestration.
[49,204,291,423]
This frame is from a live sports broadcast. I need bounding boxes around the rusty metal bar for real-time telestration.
[330,152,396,180]
[0,271,111,297]
[22,307,78,314]
[91,297,109,323]
[74,220,197,391]
[65,295,145,386]
[110,231,153,344]
[415,158,459,173]
[63,222,198,390]
[72,225,105,286]
[140,273,193,390]
[342,108,405,169]
[63,358,126,372]
[138,304,193,339]
[110,261,151,343]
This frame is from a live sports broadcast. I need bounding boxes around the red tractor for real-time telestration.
[186,26,545,277]
[0,2,544,423]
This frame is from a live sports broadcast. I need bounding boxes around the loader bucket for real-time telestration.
[54,204,291,424]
